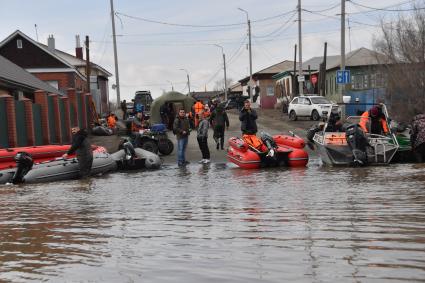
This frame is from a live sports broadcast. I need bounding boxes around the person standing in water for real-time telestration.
[63,127,93,178]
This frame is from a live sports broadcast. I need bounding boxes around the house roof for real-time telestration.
[37,43,112,77]
[229,82,242,92]
[239,60,294,83]
[273,48,390,80]
[190,91,221,100]
[0,54,62,94]
[302,47,388,70]
[0,30,86,81]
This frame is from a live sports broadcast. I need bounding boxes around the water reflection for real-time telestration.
[0,159,425,282]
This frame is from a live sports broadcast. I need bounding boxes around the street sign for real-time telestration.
[311,74,318,85]
[336,70,351,84]
[298,75,305,82]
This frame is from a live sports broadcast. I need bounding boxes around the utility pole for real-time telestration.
[214,44,228,101]
[238,8,252,101]
[186,73,191,94]
[110,0,121,109]
[293,44,297,96]
[223,51,228,101]
[341,0,346,98]
[298,0,304,96]
[85,36,91,94]
[180,69,191,94]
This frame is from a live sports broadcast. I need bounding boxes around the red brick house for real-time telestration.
[0,30,111,114]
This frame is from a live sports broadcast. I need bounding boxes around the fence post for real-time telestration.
[85,93,94,129]
[34,90,50,144]
[0,94,18,147]
[49,94,62,144]
[61,96,71,143]
[79,92,87,129]
[21,98,35,146]
[67,88,78,127]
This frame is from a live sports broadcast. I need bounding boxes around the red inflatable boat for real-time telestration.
[0,145,107,170]
[227,133,309,169]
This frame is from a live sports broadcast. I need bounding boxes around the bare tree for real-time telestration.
[373,1,425,121]
[213,78,234,92]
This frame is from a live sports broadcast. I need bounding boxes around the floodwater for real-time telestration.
[1,158,425,282]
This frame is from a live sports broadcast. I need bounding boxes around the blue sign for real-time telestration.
[336,70,351,84]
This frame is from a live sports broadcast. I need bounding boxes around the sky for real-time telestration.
[0,0,419,100]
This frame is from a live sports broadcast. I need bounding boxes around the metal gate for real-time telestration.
[0,99,8,148]
[15,100,27,146]
[32,104,43,145]
[47,96,57,143]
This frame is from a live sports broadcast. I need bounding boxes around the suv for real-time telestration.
[288,96,334,121]
[134,91,153,116]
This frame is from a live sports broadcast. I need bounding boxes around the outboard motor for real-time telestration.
[306,124,323,143]
[345,124,368,166]
[12,152,33,184]
[260,132,277,158]
[326,111,342,132]
[122,140,137,166]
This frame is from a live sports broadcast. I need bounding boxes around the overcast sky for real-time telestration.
[0,0,418,100]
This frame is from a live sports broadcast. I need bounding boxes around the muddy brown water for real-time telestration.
[0,158,425,282]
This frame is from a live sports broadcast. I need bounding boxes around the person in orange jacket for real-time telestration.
[131,112,145,133]
[359,105,389,135]
[193,100,204,128]
[107,113,117,130]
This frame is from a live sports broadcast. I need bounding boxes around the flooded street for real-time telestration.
[1,158,425,282]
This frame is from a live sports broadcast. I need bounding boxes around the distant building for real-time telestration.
[0,30,111,114]
[273,48,390,115]
[190,91,221,104]
[239,60,294,109]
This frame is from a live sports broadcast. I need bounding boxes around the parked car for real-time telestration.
[288,96,335,121]
[224,95,249,110]
[126,102,134,117]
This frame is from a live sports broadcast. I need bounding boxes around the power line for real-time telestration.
[115,9,296,28]
[347,0,417,15]
[253,11,297,38]
[202,36,247,87]
[304,2,341,13]
[302,8,380,28]
[349,0,425,12]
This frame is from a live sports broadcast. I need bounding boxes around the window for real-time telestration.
[335,77,338,93]
[45,80,59,89]
[376,73,386,88]
[352,74,363,90]
[310,97,331,104]
[292,98,299,104]
[266,86,274,96]
[17,39,22,49]
[363,74,369,89]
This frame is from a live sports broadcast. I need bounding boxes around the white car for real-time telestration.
[288,96,334,121]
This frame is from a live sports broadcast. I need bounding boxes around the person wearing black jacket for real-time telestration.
[210,104,229,150]
[239,100,258,135]
[63,127,93,178]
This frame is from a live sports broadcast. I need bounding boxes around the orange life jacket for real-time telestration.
[243,134,266,151]
[359,111,389,134]
[107,115,116,128]
[131,118,144,132]
[194,102,204,114]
